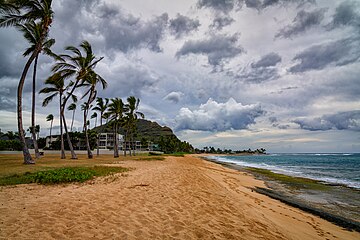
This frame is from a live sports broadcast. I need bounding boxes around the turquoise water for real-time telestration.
[206,153,360,189]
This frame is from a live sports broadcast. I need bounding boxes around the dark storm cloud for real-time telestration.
[176,34,243,67]
[329,0,360,29]
[275,8,327,39]
[289,37,360,73]
[294,111,360,131]
[53,0,169,53]
[99,12,169,53]
[251,52,282,68]
[235,67,279,83]
[169,14,200,39]
[230,52,281,83]
[197,0,241,13]
[197,0,315,13]
[102,65,159,97]
[250,0,315,10]
[209,16,234,30]
[175,98,265,131]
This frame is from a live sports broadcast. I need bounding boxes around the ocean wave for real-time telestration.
[204,156,360,189]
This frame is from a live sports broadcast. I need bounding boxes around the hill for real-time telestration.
[92,119,193,153]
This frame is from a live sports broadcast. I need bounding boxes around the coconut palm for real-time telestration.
[93,97,109,126]
[125,96,144,156]
[107,98,125,158]
[67,103,76,132]
[91,112,97,128]
[0,0,54,164]
[50,41,103,159]
[18,21,55,159]
[46,114,53,147]
[80,71,107,159]
[40,73,76,159]
[92,97,109,156]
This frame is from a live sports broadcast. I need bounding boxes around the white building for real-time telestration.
[99,133,124,150]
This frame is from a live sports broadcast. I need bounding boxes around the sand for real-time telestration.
[0,155,359,239]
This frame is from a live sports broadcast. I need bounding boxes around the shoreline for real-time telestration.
[201,156,360,232]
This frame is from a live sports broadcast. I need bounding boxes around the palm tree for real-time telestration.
[80,71,107,159]
[18,21,55,159]
[93,97,109,126]
[46,114,53,148]
[50,41,103,159]
[67,103,77,132]
[125,96,144,156]
[92,97,109,156]
[91,112,97,128]
[40,72,76,159]
[0,0,53,164]
[107,98,125,158]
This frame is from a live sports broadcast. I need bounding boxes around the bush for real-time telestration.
[0,140,23,151]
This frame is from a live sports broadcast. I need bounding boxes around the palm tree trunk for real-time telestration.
[61,81,80,158]
[49,119,53,148]
[70,109,75,132]
[84,128,92,158]
[59,93,65,159]
[114,123,119,158]
[18,50,38,164]
[83,107,92,159]
[96,116,101,156]
[62,113,77,159]
[123,131,127,157]
[31,55,40,159]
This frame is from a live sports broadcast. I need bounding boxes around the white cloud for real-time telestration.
[163,91,184,103]
[175,98,265,131]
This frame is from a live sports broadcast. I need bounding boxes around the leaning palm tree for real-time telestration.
[0,0,54,164]
[125,96,144,156]
[80,71,107,159]
[46,114,53,148]
[40,73,76,159]
[107,98,125,158]
[92,97,109,156]
[67,103,76,132]
[50,41,103,159]
[18,21,55,159]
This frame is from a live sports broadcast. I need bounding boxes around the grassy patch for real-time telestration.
[135,156,165,161]
[246,167,330,191]
[0,166,128,186]
[164,152,189,157]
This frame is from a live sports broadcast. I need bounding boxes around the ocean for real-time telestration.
[206,153,360,189]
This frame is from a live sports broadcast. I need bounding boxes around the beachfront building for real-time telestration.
[99,133,124,150]
[45,135,59,148]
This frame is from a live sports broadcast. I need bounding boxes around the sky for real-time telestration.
[0,0,359,153]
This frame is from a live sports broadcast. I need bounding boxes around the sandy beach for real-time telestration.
[0,155,359,239]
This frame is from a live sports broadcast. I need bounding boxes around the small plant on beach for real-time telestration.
[0,166,128,186]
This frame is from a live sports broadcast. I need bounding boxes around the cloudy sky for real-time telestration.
[0,0,359,153]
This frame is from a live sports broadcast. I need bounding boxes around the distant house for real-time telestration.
[45,135,59,148]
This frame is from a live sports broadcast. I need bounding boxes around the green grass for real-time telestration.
[0,166,128,186]
[164,152,190,157]
[246,167,330,191]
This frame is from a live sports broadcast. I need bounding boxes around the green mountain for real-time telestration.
[92,119,194,153]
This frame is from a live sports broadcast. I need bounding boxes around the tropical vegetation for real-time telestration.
[0,0,194,164]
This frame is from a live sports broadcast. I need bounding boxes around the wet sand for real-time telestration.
[0,155,359,239]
